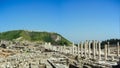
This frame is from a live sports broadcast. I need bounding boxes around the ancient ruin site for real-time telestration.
[0,0,119,68]
[0,39,120,68]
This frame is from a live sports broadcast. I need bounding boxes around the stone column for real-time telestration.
[117,42,119,56]
[86,40,89,54]
[80,42,83,57]
[67,47,69,54]
[104,44,107,61]
[107,42,110,56]
[75,46,78,55]
[88,41,91,58]
[45,42,47,49]
[72,42,75,55]
[93,40,96,59]
[48,42,51,50]
[84,42,87,58]
[95,40,98,55]
[77,43,80,56]
[70,47,72,54]
[64,45,66,54]
[98,41,101,60]
[62,46,63,53]
[75,46,77,55]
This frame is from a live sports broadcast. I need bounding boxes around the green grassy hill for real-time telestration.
[0,30,71,45]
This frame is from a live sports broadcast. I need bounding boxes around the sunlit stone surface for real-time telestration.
[0,40,120,68]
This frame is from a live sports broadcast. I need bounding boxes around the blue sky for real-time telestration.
[0,0,120,43]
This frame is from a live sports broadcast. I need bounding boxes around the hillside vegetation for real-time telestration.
[0,30,71,45]
[100,39,120,49]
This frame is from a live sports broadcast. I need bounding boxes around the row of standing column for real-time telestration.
[72,41,119,61]
[44,41,119,61]
[74,41,105,60]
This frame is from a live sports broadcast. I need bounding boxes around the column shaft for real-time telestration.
[77,43,80,56]
[104,45,107,61]
[117,42,119,56]
[84,42,87,58]
[72,42,74,55]
[98,42,101,60]
[88,41,91,58]
[93,41,96,59]
[81,42,83,57]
